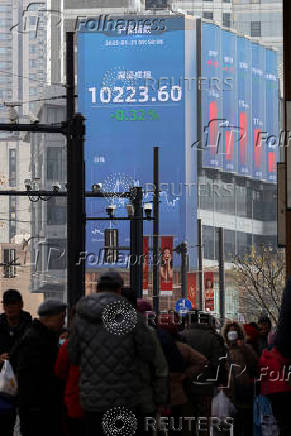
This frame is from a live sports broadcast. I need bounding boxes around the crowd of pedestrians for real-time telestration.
[0,273,291,435]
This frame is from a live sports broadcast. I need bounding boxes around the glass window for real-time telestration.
[0,19,12,27]
[47,239,67,270]
[9,149,16,187]
[29,87,37,96]
[29,45,37,54]
[199,174,214,211]
[29,59,37,68]
[3,249,16,278]
[202,225,215,260]
[236,183,247,217]
[0,33,11,39]
[47,147,65,181]
[29,16,37,25]
[0,61,11,69]
[251,21,261,37]
[47,197,67,225]
[224,230,235,262]
[203,12,214,20]
[223,13,231,28]
[237,231,247,256]
[0,47,11,54]
[0,5,11,11]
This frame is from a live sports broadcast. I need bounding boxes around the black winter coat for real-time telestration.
[0,310,32,355]
[10,319,63,409]
[179,323,227,387]
[68,292,156,413]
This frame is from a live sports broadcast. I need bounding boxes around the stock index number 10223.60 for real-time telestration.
[88,85,182,104]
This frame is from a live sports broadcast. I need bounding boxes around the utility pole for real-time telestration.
[283,0,291,279]
[197,219,203,310]
[153,147,159,313]
[218,227,225,325]
[176,242,187,298]
[130,187,143,298]
[66,32,85,310]
[181,242,187,298]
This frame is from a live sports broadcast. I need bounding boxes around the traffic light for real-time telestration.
[145,0,168,10]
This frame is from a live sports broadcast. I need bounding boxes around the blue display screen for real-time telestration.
[237,36,252,177]
[201,22,223,169]
[252,42,266,180]
[265,49,279,183]
[77,16,197,269]
[222,29,238,173]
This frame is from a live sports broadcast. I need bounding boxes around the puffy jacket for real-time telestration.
[55,340,84,419]
[67,292,156,413]
[0,311,32,355]
[10,319,64,410]
[258,347,291,396]
[138,328,168,414]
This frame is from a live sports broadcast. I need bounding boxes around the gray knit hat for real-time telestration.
[38,299,67,317]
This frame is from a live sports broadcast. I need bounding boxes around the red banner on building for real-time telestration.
[204,271,215,312]
[160,236,173,296]
[143,236,149,295]
[187,273,196,309]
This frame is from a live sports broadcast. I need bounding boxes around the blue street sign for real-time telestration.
[176,298,192,316]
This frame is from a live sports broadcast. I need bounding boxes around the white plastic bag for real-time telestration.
[0,360,18,397]
[212,390,236,419]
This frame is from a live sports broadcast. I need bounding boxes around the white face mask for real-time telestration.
[228,330,238,342]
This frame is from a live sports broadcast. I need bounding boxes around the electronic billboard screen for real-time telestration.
[201,22,223,169]
[237,36,252,177]
[252,42,266,180]
[77,15,197,269]
[265,49,279,183]
[222,29,237,173]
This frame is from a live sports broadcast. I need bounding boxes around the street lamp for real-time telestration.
[92,183,103,193]
[144,202,153,220]
[106,204,116,219]
[126,203,134,218]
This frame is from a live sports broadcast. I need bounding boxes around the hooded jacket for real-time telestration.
[67,292,156,413]
[0,310,32,355]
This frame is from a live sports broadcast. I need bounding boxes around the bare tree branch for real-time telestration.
[232,247,285,323]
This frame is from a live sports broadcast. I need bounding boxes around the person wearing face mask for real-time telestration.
[223,322,258,436]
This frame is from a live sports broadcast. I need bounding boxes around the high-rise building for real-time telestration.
[171,0,282,73]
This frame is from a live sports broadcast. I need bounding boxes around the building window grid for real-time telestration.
[251,20,262,37]
[3,248,16,278]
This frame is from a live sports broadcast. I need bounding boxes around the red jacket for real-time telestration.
[258,347,291,396]
[55,340,84,418]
